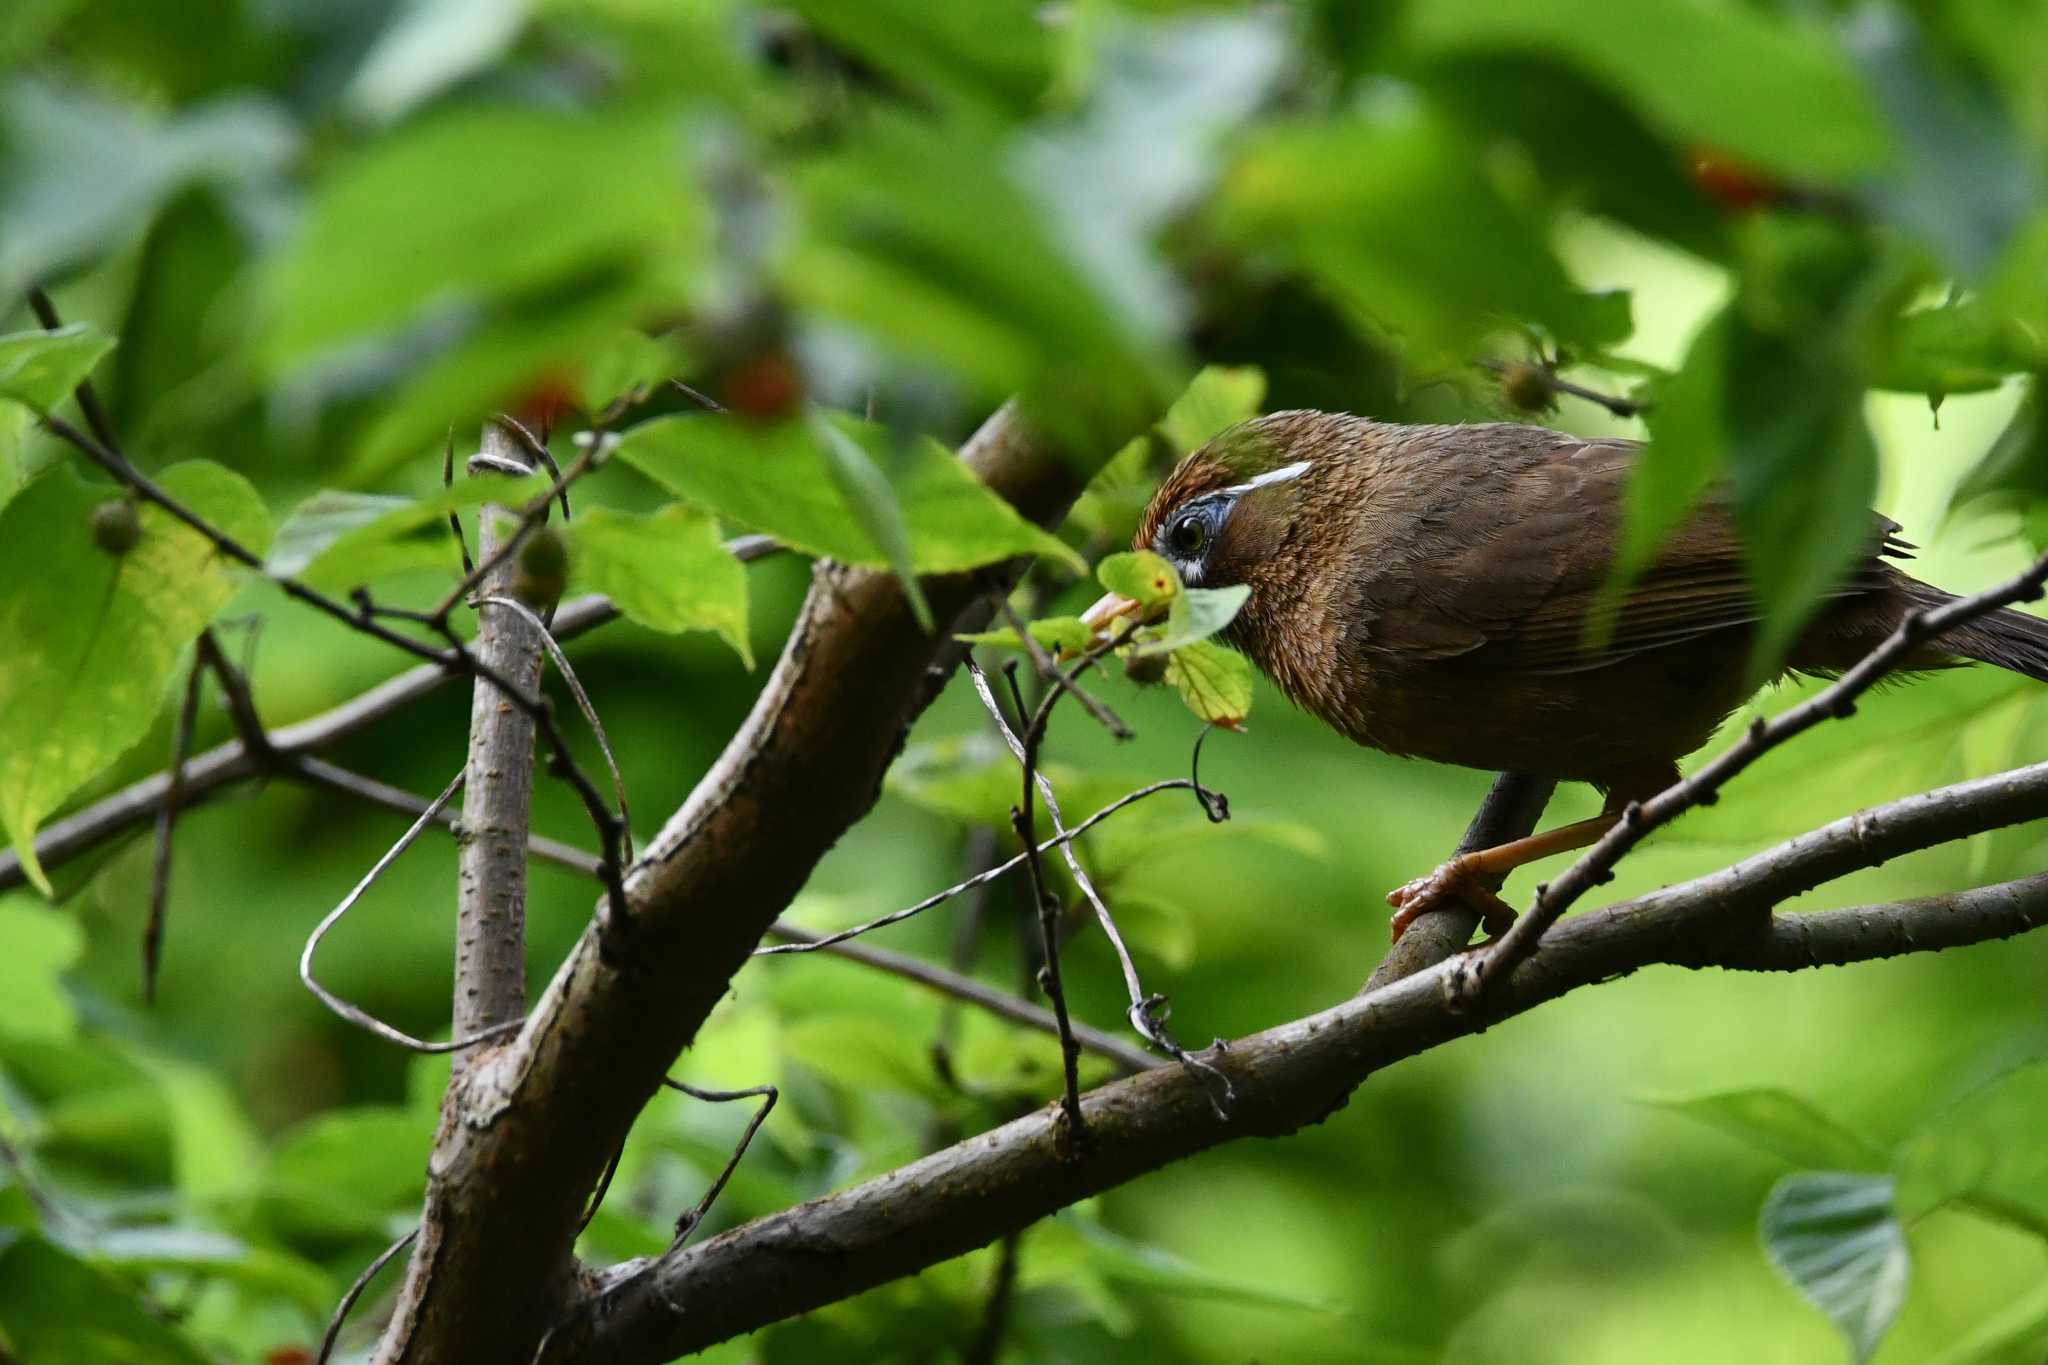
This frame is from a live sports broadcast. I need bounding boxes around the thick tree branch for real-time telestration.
[373,403,1093,1364]
[553,759,2048,1362]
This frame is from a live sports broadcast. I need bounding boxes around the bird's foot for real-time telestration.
[1386,855,1518,944]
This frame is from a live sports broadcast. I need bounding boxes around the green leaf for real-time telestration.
[956,616,1093,656]
[1876,298,2038,399]
[260,1107,430,1244]
[565,503,751,666]
[344,0,528,125]
[784,0,1049,117]
[582,328,690,416]
[1949,378,2048,529]
[1645,1088,1888,1170]
[1760,1172,1909,1364]
[0,462,271,894]
[1401,0,1889,180]
[1051,1208,1337,1313]
[0,1235,213,1365]
[1164,640,1253,727]
[87,1225,332,1314]
[1219,108,1602,360]
[1925,1278,2048,1365]
[612,412,1085,575]
[265,103,698,365]
[268,474,549,588]
[0,894,83,1039]
[1895,1059,2048,1240]
[811,409,933,631]
[1618,309,1730,583]
[0,78,296,300]
[1095,549,1180,610]
[0,324,116,416]
[1133,584,1249,657]
[1157,365,1267,456]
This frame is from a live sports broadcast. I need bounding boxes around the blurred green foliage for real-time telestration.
[2,0,2048,1362]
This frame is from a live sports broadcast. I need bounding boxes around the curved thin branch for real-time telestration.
[552,760,2048,1363]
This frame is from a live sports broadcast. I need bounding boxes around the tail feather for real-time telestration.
[1903,579,2048,684]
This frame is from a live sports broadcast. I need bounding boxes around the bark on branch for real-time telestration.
[373,404,1089,1363]
[547,759,2048,1362]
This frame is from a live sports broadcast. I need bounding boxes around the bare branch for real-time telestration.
[555,759,2048,1363]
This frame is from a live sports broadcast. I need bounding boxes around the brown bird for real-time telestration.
[1082,410,2048,942]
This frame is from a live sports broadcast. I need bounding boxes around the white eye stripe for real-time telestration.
[1217,459,1310,498]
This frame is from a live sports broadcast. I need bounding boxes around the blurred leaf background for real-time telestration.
[2,0,2048,1361]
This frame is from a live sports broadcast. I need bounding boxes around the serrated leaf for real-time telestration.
[811,408,932,631]
[565,503,751,666]
[1761,1172,1909,1364]
[612,411,1084,576]
[1133,584,1248,657]
[1157,365,1267,455]
[0,462,271,894]
[1895,1059,2048,1240]
[956,616,1092,656]
[0,324,116,416]
[1164,639,1252,728]
[1096,549,1180,610]
[1645,1088,1888,1171]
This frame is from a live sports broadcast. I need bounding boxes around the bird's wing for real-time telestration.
[1349,428,1895,675]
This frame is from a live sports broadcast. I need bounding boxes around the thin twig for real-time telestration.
[1476,356,1646,419]
[667,379,726,413]
[968,661,1234,1113]
[478,594,634,864]
[1464,545,2048,997]
[753,780,1197,955]
[143,648,206,1004]
[298,771,522,1054]
[26,285,122,452]
[283,759,1153,1071]
[964,1231,1022,1365]
[427,435,598,625]
[659,1080,778,1246]
[314,1227,419,1365]
[995,599,1130,740]
[491,413,570,520]
[443,430,474,577]
[997,665,1089,1141]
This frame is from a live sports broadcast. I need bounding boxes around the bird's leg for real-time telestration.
[1386,812,1619,943]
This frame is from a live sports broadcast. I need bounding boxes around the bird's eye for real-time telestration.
[1169,513,1208,558]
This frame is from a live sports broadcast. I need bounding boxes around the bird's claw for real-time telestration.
[1385,856,1517,944]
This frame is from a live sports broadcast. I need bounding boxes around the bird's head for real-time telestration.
[1081,412,1325,639]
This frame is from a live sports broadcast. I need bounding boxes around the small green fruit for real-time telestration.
[90,498,142,557]
[511,526,569,608]
[1500,361,1557,413]
[1124,650,1168,685]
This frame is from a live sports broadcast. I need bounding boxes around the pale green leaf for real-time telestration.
[1157,365,1267,455]
[566,503,751,666]
[1164,639,1253,727]
[271,474,549,589]
[956,616,1093,656]
[1133,584,1248,657]
[0,323,115,417]
[1895,1059,2048,1240]
[0,893,83,1039]
[260,1107,431,1243]
[0,462,271,893]
[1095,549,1180,609]
[0,1237,213,1365]
[1761,1172,1909,1364]
[611,412,1085,575]
[1644,1087,1888,1171]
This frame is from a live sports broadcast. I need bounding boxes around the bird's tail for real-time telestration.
[1901,578,2048,684]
